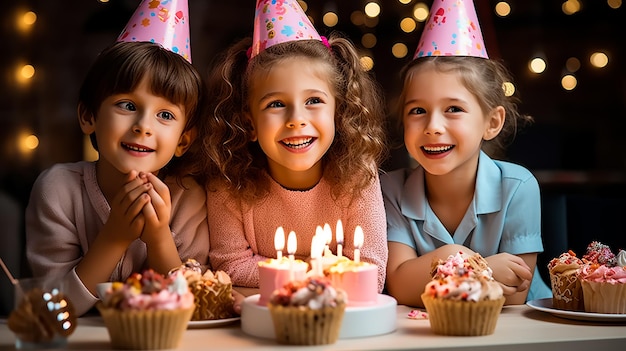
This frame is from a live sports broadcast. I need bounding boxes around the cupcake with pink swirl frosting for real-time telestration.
[421,252,505,336]
[97,269,194,349]
[578,242,626,314]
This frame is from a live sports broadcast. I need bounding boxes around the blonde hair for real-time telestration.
[397,56,533,158]
[202,33,387,203]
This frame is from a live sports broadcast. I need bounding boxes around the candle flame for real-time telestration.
[336,219,344,244]
[323,223,332,245]
[274,226,285,251]
[310,234,325,259]
[287,231,297,255]
[354,225,364,249]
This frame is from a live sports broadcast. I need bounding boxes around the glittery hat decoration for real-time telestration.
[249,0,322,59]
[414,0,488,59]
[117,0,191,63]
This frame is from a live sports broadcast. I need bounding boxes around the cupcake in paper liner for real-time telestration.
[579,246,626,314]
[169,259,235,320]
[97,269,194,350]
[268,276,346,345]
[422,252,505,336]
[547,250,584,311]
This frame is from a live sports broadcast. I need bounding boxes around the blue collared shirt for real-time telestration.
[381,151,552,300]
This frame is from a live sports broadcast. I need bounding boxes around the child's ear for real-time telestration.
[77,102,96,134]
[245,112,258,142]
[483,106,505,141]
[175,128,196,157]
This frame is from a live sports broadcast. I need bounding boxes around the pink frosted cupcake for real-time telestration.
[268,277,346,345]
[547,250,584,311]
[97,270,194,350]
[421,252,505,336]
[579,243,626,314]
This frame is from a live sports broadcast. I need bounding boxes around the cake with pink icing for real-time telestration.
[578,241,626,314]
[97,269,194,349]
[327,257,378,306]
[421,252,505,336]
[257,257,309,306]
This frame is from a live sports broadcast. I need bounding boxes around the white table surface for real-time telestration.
[2,300,626,351]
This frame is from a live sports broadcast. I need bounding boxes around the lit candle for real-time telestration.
[287,231,297,281]
[323,223,332,256]
[274,226,285,260]
[336,219,344,258]
[310,234,325,276]
[354,225,364,263]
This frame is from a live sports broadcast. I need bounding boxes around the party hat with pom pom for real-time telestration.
[117,0,192,62]
[414,0,488,59]
[249,0,322,59]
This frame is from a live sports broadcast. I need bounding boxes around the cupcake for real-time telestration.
[97,269,194,350]
[421,252,505,336]
[547,250,584,311]
[268,276,346,345]
[578,242,626,314]
[169,259,235,320]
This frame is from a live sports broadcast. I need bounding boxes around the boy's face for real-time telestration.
[81,76,192,176]
[246,57,336,190]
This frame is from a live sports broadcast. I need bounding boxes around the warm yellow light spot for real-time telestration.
[360,56,374,71]
[351,11,365,26]
[298,1,308,12]
[364,15,379,28]
[392,43,409,58]
[98,0,110,3]
[413,3,429,22]
[23,11,37,25]
[323,12,338,27]
[495,2,511,17]
[398,0,412,4]
[566,57,581,72]
[590,52,609,68]
[20,65,35,79]
[365,2,381,17]
[561,74,577,91]
[400,17,416,33]
[529,57,546,74]
[502,82,515,97]
[607,0,622,9]
[23,134,39,150]
[562,0,581,15]
[362,33,377,49]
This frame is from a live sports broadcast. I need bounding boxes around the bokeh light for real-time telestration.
[561,74,578,90]
[323,12,339,27]
[360,56,375,71]
[392,43,409,58]
[565,57,581,72]
[400,17,417,33]
[529,57,547,74]
[362,33,377,49]
[364,2,381,17]
[590,52,609,68]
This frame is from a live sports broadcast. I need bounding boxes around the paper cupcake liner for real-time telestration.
[190,283,234,320]
[421,294,504,336]
[268,304,345,345]
[581,280,626,314]
[549,272,584,311]
[97,304,194,350]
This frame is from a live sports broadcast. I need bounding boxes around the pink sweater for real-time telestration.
[207,173,388,292]
[25,162,209,315]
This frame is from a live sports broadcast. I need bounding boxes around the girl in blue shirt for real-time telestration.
[382,55,552,307]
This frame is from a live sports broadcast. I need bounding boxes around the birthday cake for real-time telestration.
[327,257,378,306]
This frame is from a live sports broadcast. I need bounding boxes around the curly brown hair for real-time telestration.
[201,33,387,203]
[396,56,533,159]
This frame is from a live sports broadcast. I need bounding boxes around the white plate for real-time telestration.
[526,298,626,322]
[187,317,240,329]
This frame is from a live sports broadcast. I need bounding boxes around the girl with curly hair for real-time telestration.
[199,1,388,292]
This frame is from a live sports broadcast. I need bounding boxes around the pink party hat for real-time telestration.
[117,0,191,62]
[249,0,322,59]
[414,0,488,59]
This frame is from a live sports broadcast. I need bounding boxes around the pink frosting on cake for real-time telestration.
[328,259,378,306]
[102,269,194,311]
[257,258,308,306]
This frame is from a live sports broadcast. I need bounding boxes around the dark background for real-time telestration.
[1,0,625,312]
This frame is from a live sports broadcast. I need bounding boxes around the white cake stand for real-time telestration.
[241,294,397,339]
